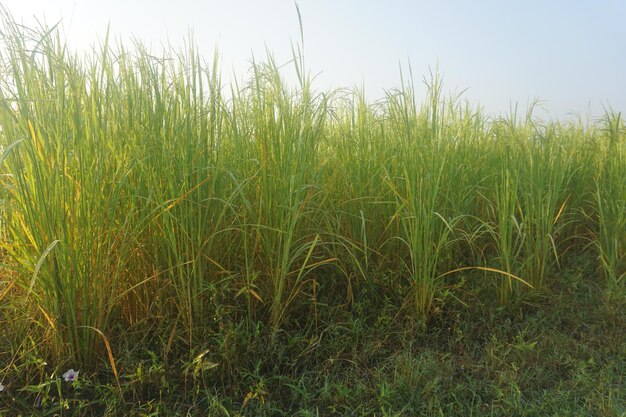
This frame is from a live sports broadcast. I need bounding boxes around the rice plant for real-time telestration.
[0,7,622,381]
[595,112,625,300]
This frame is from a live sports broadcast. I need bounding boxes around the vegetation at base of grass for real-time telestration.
[1,256,624,416]
[0,6,624,416]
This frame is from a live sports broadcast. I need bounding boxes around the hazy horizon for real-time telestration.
[3,0,625,120]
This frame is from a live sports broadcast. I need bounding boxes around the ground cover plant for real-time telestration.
[0,7,624,416]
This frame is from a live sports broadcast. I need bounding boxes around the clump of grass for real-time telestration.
[489,165,524,303]
[383,72,461,316]
[594,112,625,301]
[0,12,147,365]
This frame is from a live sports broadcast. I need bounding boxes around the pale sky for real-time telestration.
[3,0,626,120]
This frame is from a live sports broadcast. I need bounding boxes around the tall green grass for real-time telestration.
[594,112,625,300]
[0,9,624,371]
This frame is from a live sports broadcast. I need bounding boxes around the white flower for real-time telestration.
[0,383,4,392]
[63,369,79,382]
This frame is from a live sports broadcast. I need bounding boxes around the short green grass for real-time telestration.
[0,6,624,416]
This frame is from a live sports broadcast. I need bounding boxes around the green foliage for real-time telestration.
[0,8,624,416]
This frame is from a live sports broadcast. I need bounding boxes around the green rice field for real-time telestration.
[0,8,624,416]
